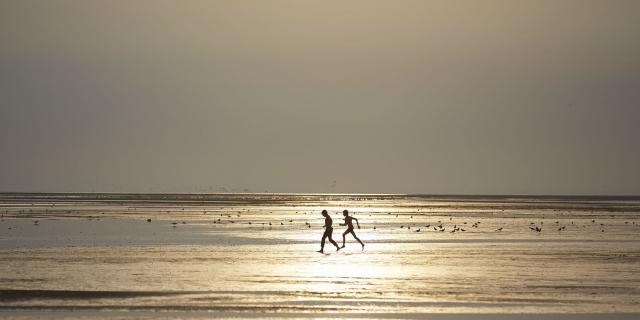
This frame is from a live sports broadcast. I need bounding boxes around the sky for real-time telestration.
[1,0,639,195]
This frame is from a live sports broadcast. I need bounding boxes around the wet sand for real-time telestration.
[1,193,639,319]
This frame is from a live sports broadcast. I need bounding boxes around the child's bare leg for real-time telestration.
[352,231,364,249]
[341,231,348,248]
[328,235,340,249]
[318,234,327,252]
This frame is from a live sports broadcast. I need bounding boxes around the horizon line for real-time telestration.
[1,191,639,199]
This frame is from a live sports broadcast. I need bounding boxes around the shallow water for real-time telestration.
[1,193,639,318]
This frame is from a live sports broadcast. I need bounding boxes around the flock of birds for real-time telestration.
[400,220,470,233]
[2,207,639,235]
[151,210,636,235]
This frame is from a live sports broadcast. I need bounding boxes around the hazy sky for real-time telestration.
[1,0,639,194]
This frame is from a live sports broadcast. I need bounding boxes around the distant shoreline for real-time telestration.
[1,192,639,202]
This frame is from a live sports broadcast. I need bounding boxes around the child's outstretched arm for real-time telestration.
[354,218,360,229]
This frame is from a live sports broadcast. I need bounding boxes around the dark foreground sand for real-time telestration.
[1,193,639,319]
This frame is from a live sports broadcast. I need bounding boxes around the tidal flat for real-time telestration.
[1,193,639,319]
